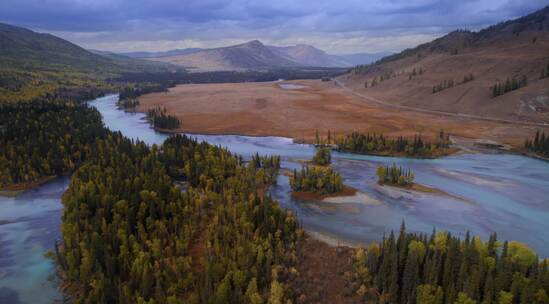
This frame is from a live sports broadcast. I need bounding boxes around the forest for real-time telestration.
[147,106,181,129]
[0,100,107,188]
[289,166,343,195]
[350,223,549,304]
[376,164,415,186]
[57,131,301,303]
[335,130,451,158]
[524,130,549,157]
[1,98,301,303]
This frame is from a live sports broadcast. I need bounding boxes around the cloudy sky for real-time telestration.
[0,0,547,54]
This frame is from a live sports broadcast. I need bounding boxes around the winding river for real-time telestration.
[1,94,549,303]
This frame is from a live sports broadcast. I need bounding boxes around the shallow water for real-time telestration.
[0,177,68,304]
[92,95,549,255]
[278,83,307,90]
[2,93,549,303]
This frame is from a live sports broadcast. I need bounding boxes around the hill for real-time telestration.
[119,48,202,58]
[150,40,303,71]
[267,44,351,67]
[0,22,176,102]
[149,40,362,70]
[339,6,549,123]
[132,44,388,69]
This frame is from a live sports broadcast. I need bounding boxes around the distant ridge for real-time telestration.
[119,48,203,59]
[147,40,386,70]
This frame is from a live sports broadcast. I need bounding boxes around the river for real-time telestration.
[1,94,549,303]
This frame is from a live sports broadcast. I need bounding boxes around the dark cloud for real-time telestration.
[0,0,547,53]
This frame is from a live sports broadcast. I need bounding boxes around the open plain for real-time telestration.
[138,79,548,146]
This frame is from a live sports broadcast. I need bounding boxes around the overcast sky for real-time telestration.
[1,0,547,54]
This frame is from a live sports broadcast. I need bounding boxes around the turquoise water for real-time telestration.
[0,177,67,303]
[92,95,549,254]
[1,94,549,303]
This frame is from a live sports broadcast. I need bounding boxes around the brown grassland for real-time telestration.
[138,79,549,147]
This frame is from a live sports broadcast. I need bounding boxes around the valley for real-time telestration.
[2,3,549,304]
[136,79,548,147]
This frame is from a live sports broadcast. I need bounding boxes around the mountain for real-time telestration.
[149,40,362,70]
[150,40,305,71]
[267,44,351,67]
[120,48,203,58]
[0,22,176,102]
[339,6,549,123]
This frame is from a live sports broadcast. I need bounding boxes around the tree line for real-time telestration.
[432,74,474,94]
[350,223,549,304]
[524,130,549,157]
[376,164,415,186]
[335,131,451,158]
[491,76,528,98]
[147,106,181,130]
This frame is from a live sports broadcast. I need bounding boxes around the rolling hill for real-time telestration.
[0,22,176,102]
[338,6,549,124]
[119,48,203,59]
[150,40,301,71]
[148,40,366,70]
[267,44,351,67]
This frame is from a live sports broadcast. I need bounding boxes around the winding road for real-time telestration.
[334,79,549,127]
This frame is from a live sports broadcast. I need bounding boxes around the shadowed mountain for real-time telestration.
[339,6,549,123]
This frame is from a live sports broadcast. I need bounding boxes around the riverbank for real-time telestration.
[0,175,58,197]
[291,185,357,201]
[336,146,460,159]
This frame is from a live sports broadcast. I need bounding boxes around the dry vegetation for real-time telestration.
[138,80,548,147]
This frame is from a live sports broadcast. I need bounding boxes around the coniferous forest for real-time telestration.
[1,99,300,303]
[58,132,300,303]
[336,131,451,158]
[376,164,415,186]
[289,166,343,195]
[351,223,549,304]
[0,100,107,188]
[147,106,181,130]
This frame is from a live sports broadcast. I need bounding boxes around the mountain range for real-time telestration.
[122,41,389,70]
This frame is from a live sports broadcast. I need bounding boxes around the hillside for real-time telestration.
[119,48,202,58]
[150,40,300,71]
[339,6,549,123]
[0,22,176,102]
[149,40,363,70]
[268,44,351,67]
